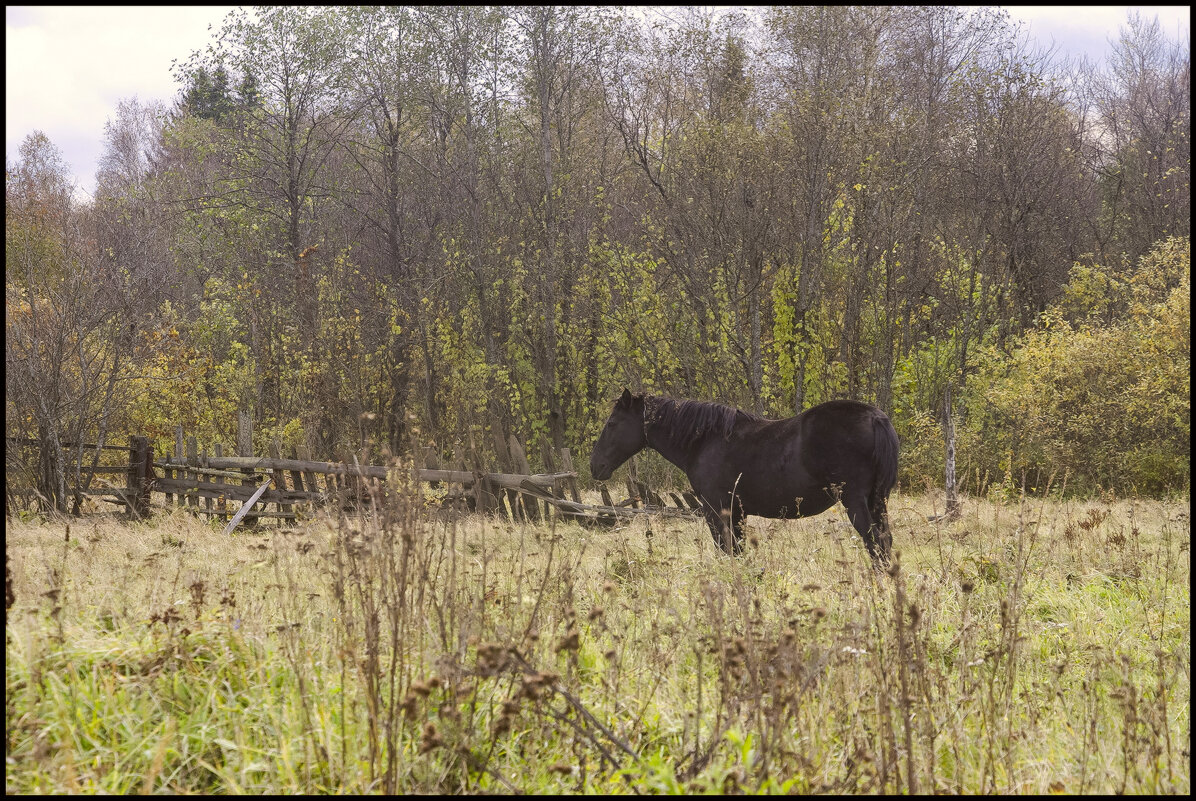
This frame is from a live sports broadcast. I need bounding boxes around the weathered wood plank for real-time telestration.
[236,411,256,527]
[172,426,184,507]
[270,439,292,517]
[296,445,319,503]
[511,482,697,521]
[508,434,541,521]
[213,443,226,517]
[202,447,212,516]
[186,436,198,509]
[222,478,274,536]
[155,457,574,490]
[155,454,239,475]
[559,448,583,503]
[153,477,324,504]
[4,437,130,452]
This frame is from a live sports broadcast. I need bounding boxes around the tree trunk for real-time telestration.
[942,385,961,520]
[37,424,68,514]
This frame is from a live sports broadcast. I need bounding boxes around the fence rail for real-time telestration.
[7,422,700,529]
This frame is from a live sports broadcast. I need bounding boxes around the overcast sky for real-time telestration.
[6,5,1191,200]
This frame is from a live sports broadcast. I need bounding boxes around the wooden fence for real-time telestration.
[7,424,701,529]
[6,435,154,518]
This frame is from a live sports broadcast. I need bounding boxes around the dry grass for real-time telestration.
[5,482,1190,794]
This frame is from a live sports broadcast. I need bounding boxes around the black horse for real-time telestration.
[590,389,898,565]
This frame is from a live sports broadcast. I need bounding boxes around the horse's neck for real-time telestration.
[644,419,691,472]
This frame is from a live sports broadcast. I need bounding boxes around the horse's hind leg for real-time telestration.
[843,491,887,567]
[869,494,893,565]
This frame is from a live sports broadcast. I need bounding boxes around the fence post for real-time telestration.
[138,438,153,518]
[270,439,291,518]
[186,435,198,509]
[600,485,614,508]
[126,438,139,518]
[236,410,256,527]
[126,436,151,519]
[286,449,306,517]
[472,457,499,514]
[172,425,184,508]
[202,446,212,518]
[214,443,226,516]
[296,445,319,505]
[555,448,583,524]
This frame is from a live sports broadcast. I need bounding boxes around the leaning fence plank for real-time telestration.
[559,448,583,504]
[508,434,541,522]
[637,480,663,507]
[624,456,640,508]
[600,485,614,508]
[473,472,499,514]
[222,478,274,536]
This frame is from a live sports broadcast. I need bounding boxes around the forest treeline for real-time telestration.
[5,6,1190,509]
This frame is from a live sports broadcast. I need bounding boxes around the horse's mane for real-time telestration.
[644,395,764,450]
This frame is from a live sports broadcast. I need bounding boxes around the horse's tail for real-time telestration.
[871,413,899,503]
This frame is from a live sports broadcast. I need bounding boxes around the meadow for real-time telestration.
[5,481,1190,794]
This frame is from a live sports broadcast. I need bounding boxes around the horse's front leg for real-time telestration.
[701,502,744,556]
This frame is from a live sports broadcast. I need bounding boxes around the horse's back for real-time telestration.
[798,398,890,425]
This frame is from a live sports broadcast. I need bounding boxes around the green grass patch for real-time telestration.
[5,491,1190,793]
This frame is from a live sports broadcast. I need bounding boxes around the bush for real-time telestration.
[962,237,1190,496]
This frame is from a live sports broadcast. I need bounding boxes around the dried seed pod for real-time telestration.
[556,630,581,653]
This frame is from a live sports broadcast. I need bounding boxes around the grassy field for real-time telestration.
[5,481,1190,794]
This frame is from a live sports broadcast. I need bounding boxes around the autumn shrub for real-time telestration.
[962,237,1190,496]
[892,408,944,492]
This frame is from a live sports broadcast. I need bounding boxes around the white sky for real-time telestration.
[5,5,1192,200]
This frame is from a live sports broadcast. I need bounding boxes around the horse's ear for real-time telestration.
[618,387,634,407]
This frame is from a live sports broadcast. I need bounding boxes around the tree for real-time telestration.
[1085,13,1191,261]
[6,133,153,512]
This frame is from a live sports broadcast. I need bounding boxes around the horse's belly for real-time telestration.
[740,488,833,519]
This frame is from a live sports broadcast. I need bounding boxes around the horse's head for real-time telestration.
[590,388,647,480]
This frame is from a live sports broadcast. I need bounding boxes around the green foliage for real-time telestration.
[124,287,253,453]
[894,408,945,492]
[962,237,1190,496]
[10,7,1189,500]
